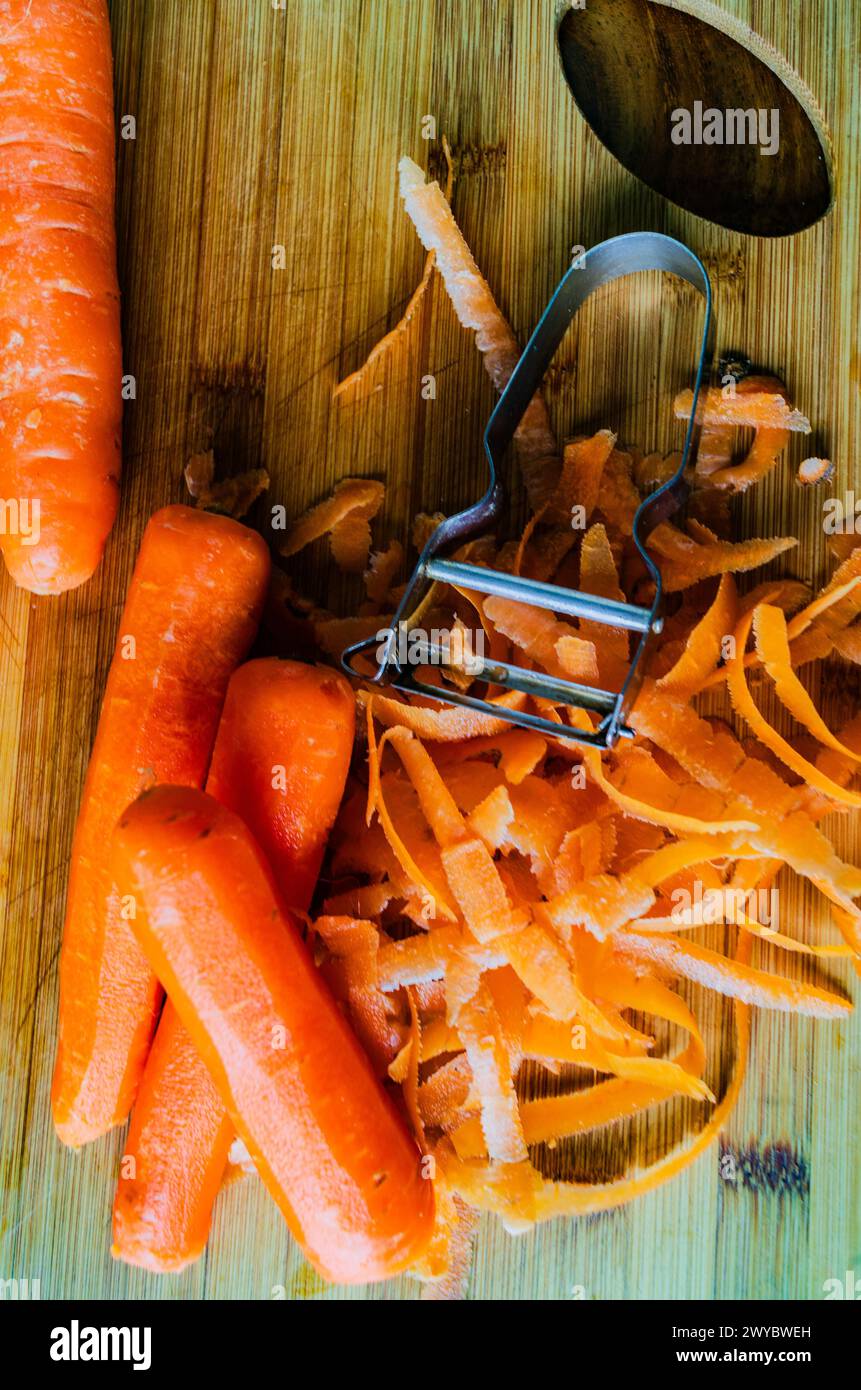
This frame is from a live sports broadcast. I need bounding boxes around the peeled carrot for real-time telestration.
[111,1000,233,1273]
[0,0,122,593]
[113,659,356,1273]
[112,786,435,1284]
[205,659,356,906]
[52,506,270,1146]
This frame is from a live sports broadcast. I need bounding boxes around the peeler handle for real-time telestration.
[343,231,714,750]
[484,231,713,482]
[481,230,714,745]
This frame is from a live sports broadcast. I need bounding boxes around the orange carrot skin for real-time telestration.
[113,660,356,1273]
[113,786,435,1284]
[52,506,270,1147]
[112,1000,233,1274]
[0,0,122,593]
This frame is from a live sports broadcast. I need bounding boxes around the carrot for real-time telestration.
[112,1000,233,1274]
[112,786,435,1284]
[52,506,270,1146]
[0,0,122,594]
[113,659,357,1273]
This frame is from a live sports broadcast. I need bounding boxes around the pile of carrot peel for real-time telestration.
[278,153,861,1288]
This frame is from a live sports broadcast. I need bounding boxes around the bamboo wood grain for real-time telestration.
[0,0,858,1300]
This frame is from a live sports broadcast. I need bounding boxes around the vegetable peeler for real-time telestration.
[341,231,713,748]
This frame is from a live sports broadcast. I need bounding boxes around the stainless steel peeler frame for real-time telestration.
[341,231,714,748]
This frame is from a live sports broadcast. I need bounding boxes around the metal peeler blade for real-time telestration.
[341,231,714,748]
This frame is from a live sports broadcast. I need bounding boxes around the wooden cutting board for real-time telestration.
[1,0,859,1301]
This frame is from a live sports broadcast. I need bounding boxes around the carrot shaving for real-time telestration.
[582,744,756,837]
[595,447,641,534]
[438,932,753,1223]
[482,594,586,680]
[497,731,546,784]
[417,1189,478,1298]
[457,981,527,1163]
[790,552,861,640]
[734,914,854,960]
[334,138,454,401]
[364,539,404,605]
[553,431,616,524]
[377,928,501,992]
[648,521,797,593]
[322,882,391,918]
[750,813,861,907]
[466,785,515,851]
[281,478,385,567]
[314,916,398,1071]
[451,1059,712,1160]
[753,603,861,763]
[509,506,547,576]
[797,457,834,486]
[545,872,655,938]
[365,708,457,919]
[706,428,789,492]
[418,1056,473,1131]
[398,157,559,508]
[441,837,527,943]
[658,575,737,698]
[184,450,270,519]
[578,523,629,683]
[385,726,465,845]
[556,635,601,682]
[694,423,733,477]
[791,573,861,645]
[420,1017,463,1062]
[401,988,426,1146]
[618,931,851,1017]
[727,609,861,808]
[706,575,861,692]
[362,687,528,740]
[832,627,861,663]
[672,376,796,493]
[673,379,811,433]
[386,727,528,945]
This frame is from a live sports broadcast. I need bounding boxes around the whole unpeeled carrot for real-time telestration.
[52,505,270,1146]
[113,785,435,1284]
[113,659,356,1273]
[0,0,122,593]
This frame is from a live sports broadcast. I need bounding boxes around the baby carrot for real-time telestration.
[113,786,435,1284]
[113,659,356,1273]
[0,0,122,593]
[52,506,270,1146]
